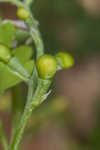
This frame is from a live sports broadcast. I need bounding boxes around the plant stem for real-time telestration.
[0,121,8,150]
[9,79,51,150]
[26,17,44,58]
[10,70,35,149]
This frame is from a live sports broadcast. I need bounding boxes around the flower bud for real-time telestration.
[17,7,29,21]
[37,55,57,79]
[0,44,11,63]
[56,52,74,69]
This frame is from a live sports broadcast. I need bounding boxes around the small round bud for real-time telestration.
[36,55,57,79]
[17,7,29,20]
[0,44,11,63]
[56,52,74,69]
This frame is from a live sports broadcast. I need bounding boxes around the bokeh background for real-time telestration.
[1,0,100,149]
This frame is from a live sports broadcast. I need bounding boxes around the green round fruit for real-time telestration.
[37,55,57,79]
[56,52,74,69]
[17,7,29,20]
[0,45,11,62]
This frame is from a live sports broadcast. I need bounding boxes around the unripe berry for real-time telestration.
[36,55,57,79]
[17,7,29,20]
[0,44,11,63]
[56,52,74,69]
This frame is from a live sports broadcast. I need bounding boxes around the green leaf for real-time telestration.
[0,22,16,47]
[0,45,34,92]
[0,60,34,92]
[13,45,33,63]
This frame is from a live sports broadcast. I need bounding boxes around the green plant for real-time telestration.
[0,0,74,150]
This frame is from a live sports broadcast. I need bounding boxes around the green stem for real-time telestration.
[9,79,51,150]
[26,17,44,58]
[0,121,8,150]
[10,73,35,149]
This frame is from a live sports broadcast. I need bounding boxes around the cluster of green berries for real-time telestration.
[0,44,74,79]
